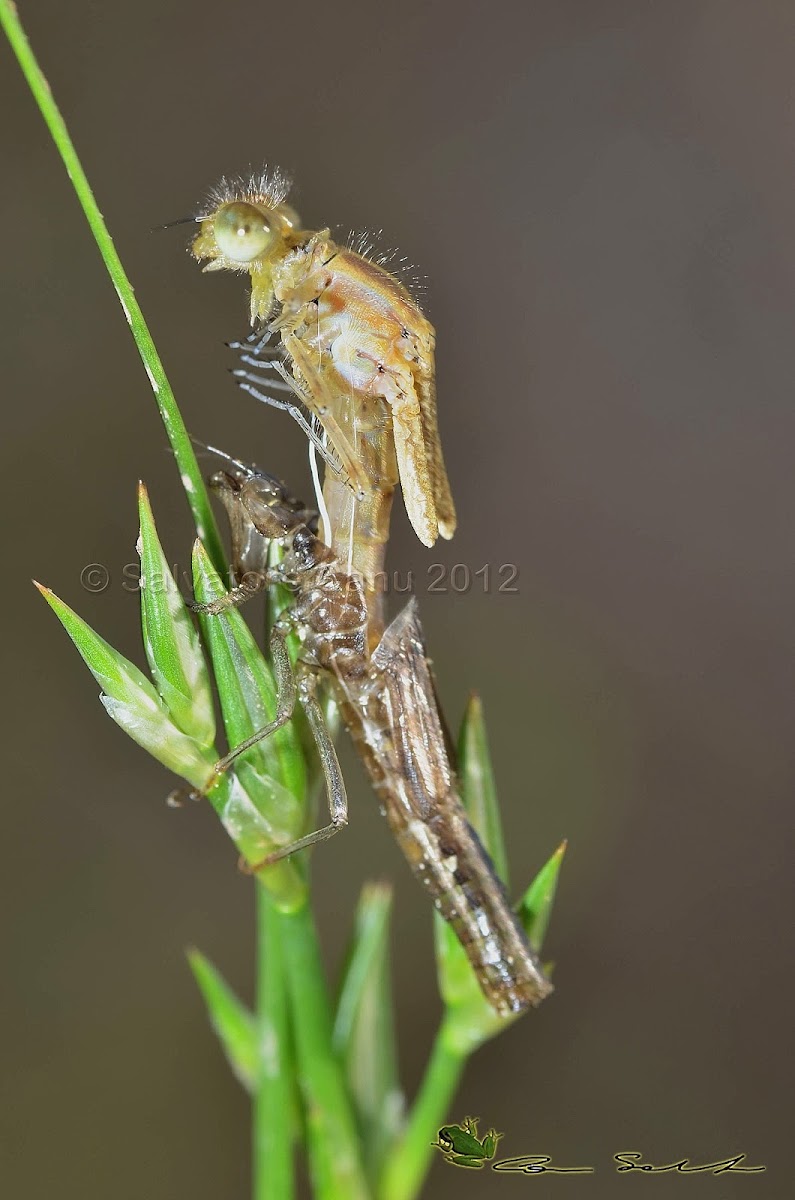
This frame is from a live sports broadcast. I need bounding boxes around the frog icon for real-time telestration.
[432,1116,503,1168]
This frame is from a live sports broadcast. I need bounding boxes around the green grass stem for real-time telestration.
[0,0,225,572]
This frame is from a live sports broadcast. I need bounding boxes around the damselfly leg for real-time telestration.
[188,610,349,868]
[230,334,350,484]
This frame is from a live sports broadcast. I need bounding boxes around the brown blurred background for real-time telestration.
[1,1,791,1196]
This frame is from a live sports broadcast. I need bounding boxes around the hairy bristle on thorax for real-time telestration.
[347,228,427,299]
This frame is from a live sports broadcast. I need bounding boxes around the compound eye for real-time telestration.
[214,202,272,262]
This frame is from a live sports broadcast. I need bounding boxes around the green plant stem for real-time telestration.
[280,901,372,1200]
[0,0,225,573]
[378,1020,465,1200]
[254,888,294,1200]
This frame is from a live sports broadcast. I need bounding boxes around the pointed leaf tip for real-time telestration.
[334,882,402,1181]
[38,583,214,789]
[519,839,567,953]
[457,691,508,884]
[187,949,257,1092]
[137,488,215,747]
[37,585,161,708]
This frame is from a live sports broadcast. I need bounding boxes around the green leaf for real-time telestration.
[433,912,476,1014]
[137,483,215,747]
[280,904,372,1200]
[37,583,161,709]
[253,890,298,1200]
[188,949,258,1092]
[265,540,338,806]
[192,542,308,909]
[36,583,214,788]
[192,541,306,819]
[518,839,567,952]
[333,883,402,1183]
[457,692,508,884]
[36,580,306,912]
[99,695,214,786]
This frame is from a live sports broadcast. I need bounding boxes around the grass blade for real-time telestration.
[138,483,215,746]
[457,693,508,884]
[35,582,214,789]
[188,949,257,1092]
[0,0,224,570]
[334,884,402,1184]
[518,840,567,952]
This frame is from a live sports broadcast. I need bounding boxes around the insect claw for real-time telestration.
[237,850,283,875]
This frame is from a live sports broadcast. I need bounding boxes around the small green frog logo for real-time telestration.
[433,1116,503,1169]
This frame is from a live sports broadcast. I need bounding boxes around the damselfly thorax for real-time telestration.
[194,465,551,1017]
[191,170,456,640]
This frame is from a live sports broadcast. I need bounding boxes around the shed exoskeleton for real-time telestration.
[190,462,551,1017]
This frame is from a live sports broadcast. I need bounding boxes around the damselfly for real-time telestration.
[193,462,552,1016]
[191,169,456,641]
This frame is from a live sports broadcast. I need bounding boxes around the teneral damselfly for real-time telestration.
[190,169,456,642]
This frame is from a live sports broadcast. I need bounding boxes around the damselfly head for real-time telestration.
[191,168,302,323]
[210,467,282,505]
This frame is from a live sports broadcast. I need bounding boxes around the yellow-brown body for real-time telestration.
[192,173,455,639]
